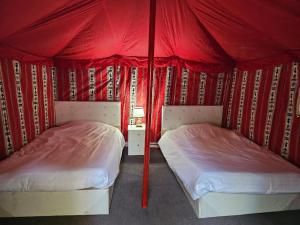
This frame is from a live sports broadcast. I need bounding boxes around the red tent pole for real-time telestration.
[142,0,156,208]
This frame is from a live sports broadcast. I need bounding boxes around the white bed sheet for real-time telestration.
[0,121,125,192]
[158,123,300,200]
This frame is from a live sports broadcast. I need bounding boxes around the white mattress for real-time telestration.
[0,121,125,192]
[158,123,300,200]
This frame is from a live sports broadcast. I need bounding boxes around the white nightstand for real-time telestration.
[128,124,145,155]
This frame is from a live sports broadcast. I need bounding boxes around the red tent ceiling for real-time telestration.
[0,0,299,63]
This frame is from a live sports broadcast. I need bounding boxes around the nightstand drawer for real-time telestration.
[128,140,144,154]
[129,131,143,140]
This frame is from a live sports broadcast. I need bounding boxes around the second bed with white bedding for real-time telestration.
[159,123,300,200]
[0,120,125,192]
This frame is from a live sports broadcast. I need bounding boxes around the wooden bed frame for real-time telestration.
[0,101,121,217]
[161,105,300,218]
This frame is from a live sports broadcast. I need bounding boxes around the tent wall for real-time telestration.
[223,61,300,166]
[1,57,298,166]
[54,58,231,141]
[0,58,55,159]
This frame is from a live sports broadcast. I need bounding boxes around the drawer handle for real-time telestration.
[137,134,141,136]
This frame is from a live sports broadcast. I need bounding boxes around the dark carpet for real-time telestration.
[1,148,299,225]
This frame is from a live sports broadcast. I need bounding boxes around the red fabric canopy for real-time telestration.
[0,0,299,63]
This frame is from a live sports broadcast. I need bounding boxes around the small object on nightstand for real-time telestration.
[133,107,144,127]
[128,124,145,155]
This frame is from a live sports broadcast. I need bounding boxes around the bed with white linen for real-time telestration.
[159,105,300,218]
[0,101,125,217]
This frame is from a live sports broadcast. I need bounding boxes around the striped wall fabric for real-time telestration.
[54,62,230,141]
[0,58,55,159]
[1,57,298,166]
[151,67,229,141]
[55,63,131,138]
[223,62,300,166]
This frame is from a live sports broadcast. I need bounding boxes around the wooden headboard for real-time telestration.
[55,101,121,128]
[161,105,223,133]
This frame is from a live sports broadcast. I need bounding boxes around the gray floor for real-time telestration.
[1,148,299,225]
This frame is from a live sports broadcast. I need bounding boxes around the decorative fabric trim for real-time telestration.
[226,68,237,127]
[249,69,262,140]
[164,66,173,105]
[12,60,27,145]
[42,66,49,129]
[180,68,189,105]
[69,70,77,101]
[215,73,225,105]
[197,72,207,105]
[51,67,57,100]
[115,65,121,101]
[236,71,248,132]
[281,62,298,158]
[129,67,138,125]
[0,62,14,154]
[31,64,40,137]
[107,66,114,101]
[88,68,96,101]
[263,65,282,147]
